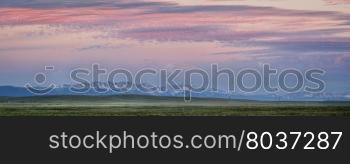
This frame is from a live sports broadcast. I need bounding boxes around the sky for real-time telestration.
[0,0,349,93]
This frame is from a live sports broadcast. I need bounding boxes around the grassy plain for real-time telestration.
[0,95,349,116]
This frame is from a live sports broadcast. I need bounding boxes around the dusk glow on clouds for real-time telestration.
[325,0,350,5]
[0,0,349,92]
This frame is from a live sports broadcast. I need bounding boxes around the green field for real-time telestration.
[0,95,349,116]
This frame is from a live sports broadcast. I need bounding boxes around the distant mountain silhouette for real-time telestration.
[0,85,349,101]
[0,86,34,97]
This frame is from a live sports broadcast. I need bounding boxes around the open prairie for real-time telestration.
[0,95,349,116]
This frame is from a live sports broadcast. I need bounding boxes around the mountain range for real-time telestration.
[1,83,349,101]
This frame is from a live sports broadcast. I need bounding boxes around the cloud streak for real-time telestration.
[324,0,350,5]
[0,1,349,62]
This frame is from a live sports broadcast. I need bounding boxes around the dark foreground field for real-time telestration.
[0,95,349,116]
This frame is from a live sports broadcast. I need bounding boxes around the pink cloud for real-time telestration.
[335,54,350,64]
[0,8,144,26]
[0,2,349,65]
[324,0,350,5]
